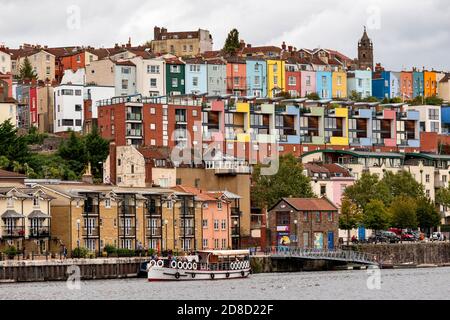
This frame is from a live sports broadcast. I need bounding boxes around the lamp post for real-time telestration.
[164,219,169,252]
[294,219,298,248]
[234,220,239,249]
[76,219,81,258]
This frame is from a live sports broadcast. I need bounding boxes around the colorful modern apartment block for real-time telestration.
[412,70,424,98]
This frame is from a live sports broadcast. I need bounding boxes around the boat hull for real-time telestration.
[148,267,251,281]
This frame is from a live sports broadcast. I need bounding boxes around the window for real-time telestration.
[218,202,223,210]
[150,78,157,88]
[273,64,278,73]
[192,77,198,86]
[320,185,327,196]
[337,76,342,86]
[190,65,200,72]
[254,76,260,86]
[105,199,111,208]
[233,64,238,73]
[189,45,193,52]
[46,66,51,75]
[327,212,333,222]
[203,239,208,248]
[254,64,260,72]
[121,67,131,74]
[172,78,178,88]
[75,104,82,112]
[61,89,74,95]
[62,119,74,126]
[75,90,82,96]
[429,109,439,121]
[167,201,173,209]
[315,212,321,223]
[288,76,296,86]
[426,174,430,183]
[170,65,180,73]
[273,76,278,85]
[306,76,311,86]
[148,65,160,74]
[222,239,227,249]
[122,79,129,90]
[203,220,208,228]
[214,220,219,230]
[33,197,40,208]
[221,220,226,230]
[75,119,82,126]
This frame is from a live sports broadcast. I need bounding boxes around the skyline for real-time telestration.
[0,0,449,71]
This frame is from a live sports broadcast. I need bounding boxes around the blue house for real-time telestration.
[246,58,267,97]
[184,58,208,95]
[316,71,332,99]
[441,105,450,134]
[412,70,424,98]
[372,71,391,100]
[347,70,372,99]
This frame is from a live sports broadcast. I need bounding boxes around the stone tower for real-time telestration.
[358,26,374,71]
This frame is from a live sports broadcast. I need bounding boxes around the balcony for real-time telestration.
[180,207,195,217]
[147,228,162,237]
[175,116,187,123]
[83,206,99,216]
[179,227,195,237]
[301,136,313,143]
[231,227,240,237]
[146,207,162,216]
[231,208,241,217]
[2,227,25,238]
[126,113,142,121]
[119,206,136,217]
[29,227,50,238]
[119,227,136,237]
[435,180,448,188]
[126,129,143,137]
[82,227,100,238]
[349,138,361,145]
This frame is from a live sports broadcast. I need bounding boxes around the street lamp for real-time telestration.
[294,220,298,248]
[76,219,81,258]
[164,219,169,252]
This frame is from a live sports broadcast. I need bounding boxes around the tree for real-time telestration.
[275,91,292,99]
[0,120,31,170]
[380,170,424,201]
[344,172,390,209]
[416,197,441,234]
[436,186,450,207]
[0,156,9,169]
[57,131,87,177]
[223,29,240,54]
[390,196,418,230]
[363,199,391,231]
[339,197,362,245]
[19,57,38,81]
[84,126,110,180]
[306,92,320,100]
[252,153,314,209]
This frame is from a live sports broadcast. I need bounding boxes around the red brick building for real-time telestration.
[268,197,339,250]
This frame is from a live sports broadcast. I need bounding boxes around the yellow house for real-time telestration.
[332,71,347,99]
[424,71,437,97]
[267,59,286,98]
[326,107,349,146]
[225,102,250,143]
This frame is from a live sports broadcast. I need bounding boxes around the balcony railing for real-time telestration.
[29,227,50,238]
[300,136,313,143]
[231,227,240,237]
[126,113,142,121]
[119,227,136,237]
[1,227,25,238]
[179,227,195,237]
[83,206,99,216]
[231,208,241,217]
[126,129,143,137]
[120,206,136,216]
[147,228,162,237]
[146,207,162,216]
[180,207,195,217]
[82,227,100,237]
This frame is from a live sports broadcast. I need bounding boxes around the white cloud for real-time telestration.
[0,0,449,70]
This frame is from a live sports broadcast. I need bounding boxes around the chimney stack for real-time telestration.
[281,41,287,51]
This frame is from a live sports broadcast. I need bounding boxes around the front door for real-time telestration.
[358,227,366,241]
[327,232,334,250]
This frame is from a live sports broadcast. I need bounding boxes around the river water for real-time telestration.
[1,267,449,300]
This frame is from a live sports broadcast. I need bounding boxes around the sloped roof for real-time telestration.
[172,185,217,202]
[280,197,338,211]
[0,169,26,179]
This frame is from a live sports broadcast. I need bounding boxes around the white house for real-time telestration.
[406,105,441,134]
[53,84,84,133]
[0,50,12,74]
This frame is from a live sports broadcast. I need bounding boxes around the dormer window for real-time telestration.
[33,197,40,208]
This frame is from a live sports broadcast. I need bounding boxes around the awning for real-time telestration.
[28,210,51,219]
[1,210,25,219]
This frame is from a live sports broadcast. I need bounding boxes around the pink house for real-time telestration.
[174,186,232,250]
[300,71,317,97]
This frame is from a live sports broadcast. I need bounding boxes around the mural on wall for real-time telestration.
[314,232,324,249]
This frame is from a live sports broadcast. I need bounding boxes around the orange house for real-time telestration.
[60,50,98,74]
[400,71,413,100]
[423,71,437,97]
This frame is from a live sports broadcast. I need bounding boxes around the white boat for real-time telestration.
[147,250,252,281]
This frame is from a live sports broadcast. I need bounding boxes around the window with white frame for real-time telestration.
[150,78,157,88]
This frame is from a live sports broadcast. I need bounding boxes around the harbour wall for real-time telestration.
[0,258,148,283]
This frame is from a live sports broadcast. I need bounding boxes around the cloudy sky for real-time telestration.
[1,0,449,71]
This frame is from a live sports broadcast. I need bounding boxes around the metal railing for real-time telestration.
[267,247,379,265]
[1,227,25,238]
[29,227,50,238]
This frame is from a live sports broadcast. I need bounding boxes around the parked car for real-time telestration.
[401,233,415,241]
[368,231,400,244]
[431,232,444,241]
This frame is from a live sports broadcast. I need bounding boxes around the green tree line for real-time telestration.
[0,120,109,182]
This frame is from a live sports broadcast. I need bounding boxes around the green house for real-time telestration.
[165,57,185,96]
